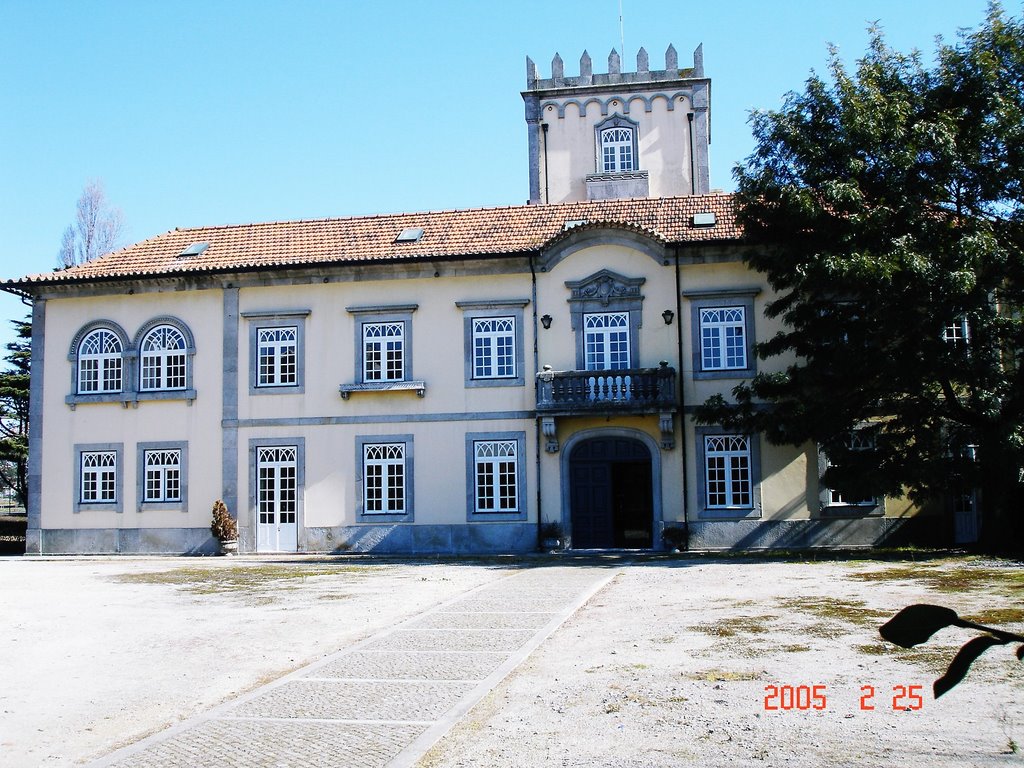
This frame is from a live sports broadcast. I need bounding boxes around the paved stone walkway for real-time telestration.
[90,566,614,768]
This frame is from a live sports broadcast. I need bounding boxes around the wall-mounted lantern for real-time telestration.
[662,309,675,325]
[541,314,553,329]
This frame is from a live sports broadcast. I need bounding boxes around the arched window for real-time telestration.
[600,127,635,172]
[77,328,123,394]
[140,325,188,391]
[593,114,640,175]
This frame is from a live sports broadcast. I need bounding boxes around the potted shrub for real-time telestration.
[662,525,687,553]
[540,521,564,551]
[210,499,238,555]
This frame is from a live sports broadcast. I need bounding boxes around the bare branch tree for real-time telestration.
[57,180,126,268]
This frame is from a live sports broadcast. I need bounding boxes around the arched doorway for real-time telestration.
[569,436,653,548]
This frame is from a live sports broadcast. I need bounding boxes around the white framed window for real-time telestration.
[700,307,747,371]
[81,451,117,504]
[472,317,516,379]
[257,446,298,527]
[143,449,181,503]
[356,435,413,520]
[457,300,528,389]
[823,430,878,508]
[137,441,188,512]
[474,440,519,513]
[943,318,970,345]
[363,322,405,382]
[140,325,188,391]
[465,432,526,521]
[74,443,123,512]
[243,310,309,396]
[685,290,759,381]
[584,312,630,370]
[77,328,123,394]
[363,442,406,515]
[567,271,644,372]
[600,126,635,172]
[257,326,298,387]
[703,435,752,509]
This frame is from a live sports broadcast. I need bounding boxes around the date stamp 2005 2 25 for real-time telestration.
[763,683,926,713]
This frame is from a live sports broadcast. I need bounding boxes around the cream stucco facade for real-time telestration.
[16,224,930,554]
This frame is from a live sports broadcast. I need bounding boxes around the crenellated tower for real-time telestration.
[522,44,710,204]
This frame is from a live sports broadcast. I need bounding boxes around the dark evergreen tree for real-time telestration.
[0,317,30,509]
[696,5,1024,549]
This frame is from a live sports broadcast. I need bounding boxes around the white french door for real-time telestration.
[256,446,298,552]
[584,312,630,370]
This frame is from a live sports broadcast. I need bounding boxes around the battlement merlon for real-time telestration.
[524,43,706,92]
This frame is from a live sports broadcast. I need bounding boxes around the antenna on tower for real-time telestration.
[618,0,625,63]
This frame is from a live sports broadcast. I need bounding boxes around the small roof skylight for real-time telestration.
[395,227,424,243]
[178,242,209,258]
[691,213,717,227]
[563,219,588,230]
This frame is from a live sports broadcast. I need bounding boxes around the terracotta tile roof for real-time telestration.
[7,194,741,288]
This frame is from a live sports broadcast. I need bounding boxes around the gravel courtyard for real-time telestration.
[1,554,1022,767]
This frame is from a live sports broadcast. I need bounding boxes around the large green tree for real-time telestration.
[0,317,30,509]
[697,5,1024,549]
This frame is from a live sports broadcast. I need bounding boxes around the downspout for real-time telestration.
[687,112,696,195]
[674,247,690,549]
[541,123,550,205]
[530,253,543,548]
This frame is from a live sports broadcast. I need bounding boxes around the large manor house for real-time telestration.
[6,45,964,554]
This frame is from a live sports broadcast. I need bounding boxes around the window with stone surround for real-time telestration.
[74,443,123,513]
[694,427,762,519]
[137,441,188,512]
[356,435,414,522]
[77,328,123,394]
[594,115,639,173]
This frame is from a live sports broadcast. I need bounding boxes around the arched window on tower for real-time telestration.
[600,126,636,172]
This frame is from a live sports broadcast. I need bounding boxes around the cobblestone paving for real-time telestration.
[319,651,507,681]
[408,611,554,630]
[117,720,427,768]
[95,565,611,768]
[368,628,537,653]
[232,680,475,721]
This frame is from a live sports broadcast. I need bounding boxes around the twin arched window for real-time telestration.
[70,319,194,402]
[77,328,124,394]
[140,325,188,391]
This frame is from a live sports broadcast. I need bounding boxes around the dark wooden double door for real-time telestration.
[570,437,653,549]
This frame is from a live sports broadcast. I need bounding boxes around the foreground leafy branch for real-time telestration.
[880,604,1024,697]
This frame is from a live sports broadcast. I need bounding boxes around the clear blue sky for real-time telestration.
[0,0,999,345]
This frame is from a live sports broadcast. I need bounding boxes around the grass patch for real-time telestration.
[778,644,812,653]
[777,597,890,627]
[962,607,1024,625]
[114,564,370,595]
[803,622,850,639]
[690,615,774,638]
[686,668,763,682]
[856,642,893,657]
[849,559,1024,597]
[895,646,959,675]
